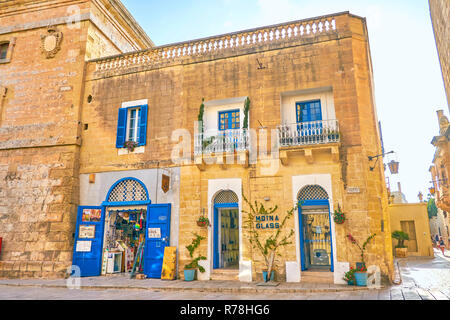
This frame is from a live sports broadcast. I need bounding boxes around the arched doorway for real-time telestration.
[298,185,334,272]
[213,190,239,270]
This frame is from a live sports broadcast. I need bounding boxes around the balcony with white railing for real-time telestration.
[194,129,250,170]
[277,120,341,165]
[278,120,340,147]
[195,129,250,155]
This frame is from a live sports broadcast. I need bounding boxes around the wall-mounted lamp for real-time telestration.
[368,151,395,172]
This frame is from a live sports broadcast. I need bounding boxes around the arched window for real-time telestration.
[107,178,148,202]
[298,185,329,201]
[214,190,238,204]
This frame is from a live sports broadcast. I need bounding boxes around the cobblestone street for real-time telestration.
[0,249,448,300]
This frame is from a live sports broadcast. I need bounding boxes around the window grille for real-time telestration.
[214,190,238,204]
[298,185,329,201]
[108,179,148,202]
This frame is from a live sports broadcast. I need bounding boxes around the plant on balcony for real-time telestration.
[202,136,216,150]
[243,195,298,283]
[184,233,207,281]
[124,140,138,152]
[243,97,250,129]
[327,130,340,140]
[333,204,346,224]
[198,98,205,135]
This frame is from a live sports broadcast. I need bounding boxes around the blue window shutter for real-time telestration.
[116,108,128,148]
[138,104,148,146]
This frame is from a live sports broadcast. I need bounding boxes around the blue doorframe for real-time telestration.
[213,202,238,269]
[298,199,334,272]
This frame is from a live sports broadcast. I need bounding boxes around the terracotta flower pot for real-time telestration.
[395,247,408,258]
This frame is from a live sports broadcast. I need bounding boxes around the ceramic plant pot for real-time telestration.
[263,270,275,282]
[354,272,368,287]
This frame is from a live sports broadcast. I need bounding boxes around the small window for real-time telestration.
[116,105,148,149]
[127,107,141,143]
[0,43,9,60]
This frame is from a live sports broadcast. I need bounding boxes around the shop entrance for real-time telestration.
[213,190,239,270]
[102,208,147,275]
[72,178,171,278]
[298,185,334,272]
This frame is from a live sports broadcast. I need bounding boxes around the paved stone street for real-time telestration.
[0,249,448,300]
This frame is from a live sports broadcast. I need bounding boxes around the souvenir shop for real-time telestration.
[101,208,147,275]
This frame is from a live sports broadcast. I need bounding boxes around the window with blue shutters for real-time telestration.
[116,104,148,149]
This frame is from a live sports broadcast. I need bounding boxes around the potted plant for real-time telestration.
[343,267,356,286]
[243,195,298,283]
[197,216,210,228]
[124,140,138,152]
[392,230,409,258]
[346,233,376,287]
[327,130,340,141]
[184,233,207,281]
[333,205,346,225]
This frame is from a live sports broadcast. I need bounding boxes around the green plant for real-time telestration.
[197,216,210,227]
[198,98,205,135]
[346,233,376,266]
[202,136,215,150]
[184,233,207,272]
[392,230,409,248]
[343,267,356,282]
[243,97,250,129]
[242,195,298,282]
[427,198,438,219]
[333,205,345,224]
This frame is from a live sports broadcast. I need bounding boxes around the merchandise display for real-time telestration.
[103,209,147,274]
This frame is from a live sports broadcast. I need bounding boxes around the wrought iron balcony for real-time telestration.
[195,129,250,156]
[277,120,340,148]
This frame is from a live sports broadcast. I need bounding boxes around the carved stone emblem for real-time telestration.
[41,27,63,59]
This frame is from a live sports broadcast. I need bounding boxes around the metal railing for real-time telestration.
[195,129,249,155]
[277,120,340,147]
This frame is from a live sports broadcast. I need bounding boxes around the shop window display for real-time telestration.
[103,209,147,274]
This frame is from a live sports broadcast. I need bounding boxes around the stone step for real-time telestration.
[210,269,239,281]
[301,271,334,284]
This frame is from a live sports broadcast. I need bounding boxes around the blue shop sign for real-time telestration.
[255,215,280,229]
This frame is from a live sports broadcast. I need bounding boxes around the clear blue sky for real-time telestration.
[122,0,448,202]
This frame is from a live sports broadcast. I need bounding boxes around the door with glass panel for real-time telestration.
[296,100,323,144]
[218,110,240,151]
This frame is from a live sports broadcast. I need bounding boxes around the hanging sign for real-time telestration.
[148,228,161,239]
[161,174,170,193]
[79,225,96,239]
[76,241,92,252]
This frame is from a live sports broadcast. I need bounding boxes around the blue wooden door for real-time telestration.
[298,200,334,272]
[72,206,105,277]
[144,204,171,278]
[213,203,238,269]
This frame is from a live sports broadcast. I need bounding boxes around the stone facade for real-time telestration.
[0,0,152,279]
[0,2,394,282]
[429,0,450,110]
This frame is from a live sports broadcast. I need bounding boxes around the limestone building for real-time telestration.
[429,0,450,110]
[0,0,394,283]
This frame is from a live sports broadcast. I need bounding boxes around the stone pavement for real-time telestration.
[390,248,450,300]
[0,250,449,300]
